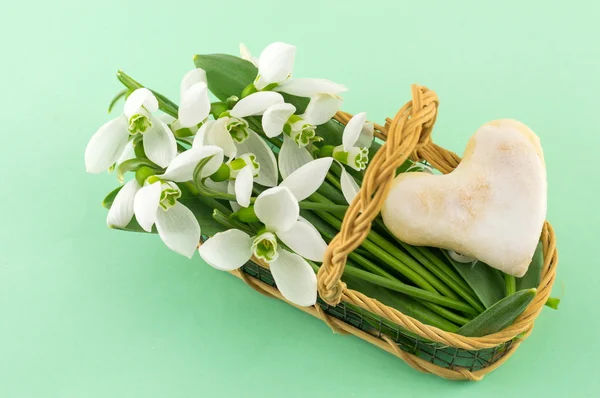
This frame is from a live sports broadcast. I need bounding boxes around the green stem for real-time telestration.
[342,265,478,315]
[325,172,342,191]
[316,210,437,294]
[310,193,461,300]
[505,274,516,296]
[116,70,179,118]
[348,251,470,325]
[373,220,485,313]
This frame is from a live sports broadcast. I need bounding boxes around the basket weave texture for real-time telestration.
[230,85,558,381]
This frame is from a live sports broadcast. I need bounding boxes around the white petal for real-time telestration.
[278,135,314,179]
[276,78,347,98]
[106,179,141,228]
[356,121,374,149]
[179,82,210,128]
[115,141,136,167]
[280,157,333,202]
[269,249,317,307]
[235,129,278,187]
[277,219,327,262]
[230,92,284,118]
[199,229,253,270]
[342,112,367,151]
[302,94,342,126]
[262,103,296,137]
[257,42,296,84]
[235,167,254,208]
[124,88,158,118]
[133,181,162,232]
[254,186,299,233]
[340,166,360,204]
[142,118,177,168]
[227,181,241,212]
[85,116,129,173]
[180,68,207,100]
[159,113,176,125]
[192,120,214,149]
[239,43,258,67]
[155,202,201,258]
[206,117,237,158]
[161,145,224,182]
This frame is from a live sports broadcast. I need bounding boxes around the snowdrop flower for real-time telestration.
[85,88,177,172]
[107,145,224,258]
[333,112,373,171]
[177,68,211,129]
[133,179,200,258]
[198,158,333,306]
[194,118,279,196]
[226,154,260,208]
[244,42,347,100]
[250,42,296,90]
[334,112,374,204]
[199,92,288,158]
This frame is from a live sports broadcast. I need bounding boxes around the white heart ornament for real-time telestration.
[381,119,547,277]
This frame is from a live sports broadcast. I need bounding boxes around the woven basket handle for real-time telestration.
[317,85,440,305]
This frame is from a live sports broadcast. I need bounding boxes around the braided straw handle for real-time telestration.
[318,85,439,305]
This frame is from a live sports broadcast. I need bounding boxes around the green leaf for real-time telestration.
[516,242,544,290]
[442,250,505,309]
[102,186,123,209]
[457,288,536,337]
[193,54,257,101]
[108,89,128,113]
[116,158,161,183]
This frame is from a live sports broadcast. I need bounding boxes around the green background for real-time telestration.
[1,0,597,396]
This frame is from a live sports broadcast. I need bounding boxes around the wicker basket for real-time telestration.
[225,85,558,381]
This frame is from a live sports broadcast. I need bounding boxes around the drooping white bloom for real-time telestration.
[194,122,279,208]
[198,92,287,158]
[85,88,177,173]
[233,129,278,188]
[133,179,200,258]
[226,154,260,208]
[198,158,333,306]
[332,112,374,204]
[252,42,296,90]
[107,146,224,257]
[177,68,211,129]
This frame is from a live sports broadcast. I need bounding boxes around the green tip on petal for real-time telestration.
[252,232,279,262]
[128,114,152,134]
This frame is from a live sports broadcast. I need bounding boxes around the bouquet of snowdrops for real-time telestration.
[85,42,557,339]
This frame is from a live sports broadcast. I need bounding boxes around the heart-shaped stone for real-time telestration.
[381,119,547,277]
